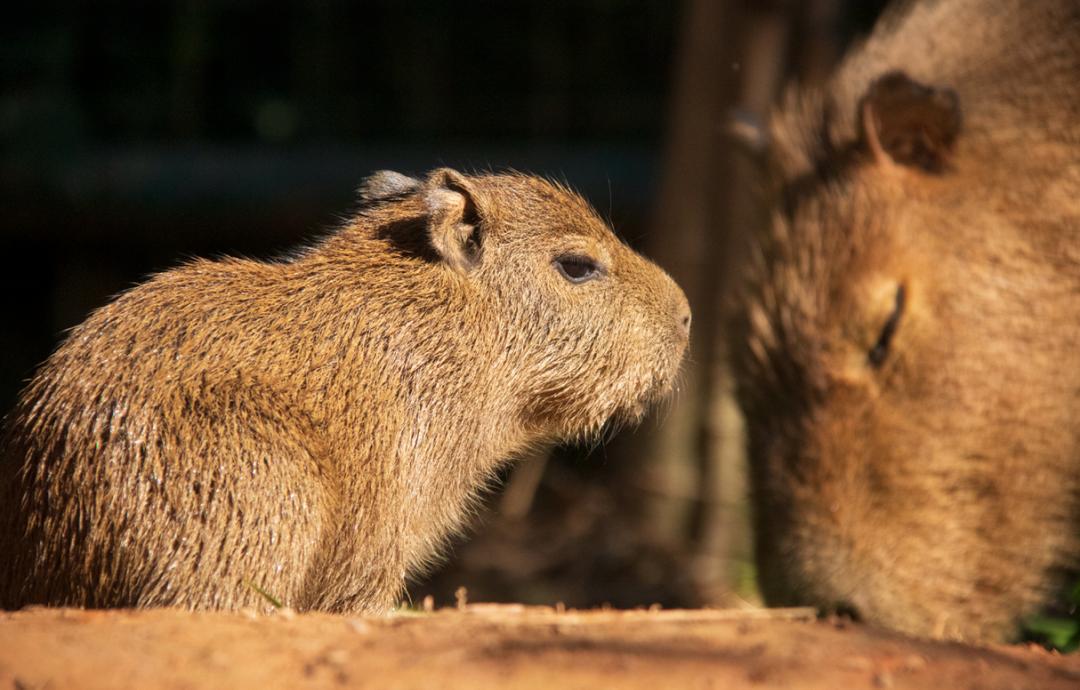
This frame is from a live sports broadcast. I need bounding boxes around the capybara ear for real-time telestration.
[859,71,962,173]
[358,170,421,202]
[423,168,482,274]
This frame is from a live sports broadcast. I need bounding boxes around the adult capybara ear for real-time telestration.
[358,170,420,202]
[859,71,962,173]
[423,168,483,274]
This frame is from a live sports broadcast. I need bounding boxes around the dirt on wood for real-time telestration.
[2,604,1077,689]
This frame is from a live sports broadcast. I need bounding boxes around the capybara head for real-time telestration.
[0,167,690,612]
[731,0,1080,641]
[361,169,691,441]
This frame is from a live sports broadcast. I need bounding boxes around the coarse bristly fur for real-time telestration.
[730,0,1080,642]
[0,168,690,613]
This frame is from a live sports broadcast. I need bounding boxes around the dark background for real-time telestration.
[1,0,885,610]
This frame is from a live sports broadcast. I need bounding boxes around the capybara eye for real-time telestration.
[868,284,906,367]
[554,255,602,284]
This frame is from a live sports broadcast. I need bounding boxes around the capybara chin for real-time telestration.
[731,0,1080,641]
[0,168,691,613]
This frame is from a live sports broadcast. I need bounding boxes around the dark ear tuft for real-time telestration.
[358,170,420,203]
[859,71,962,173]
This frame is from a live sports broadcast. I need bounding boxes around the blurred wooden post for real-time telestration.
[696,7,793,605]
[636,0,738,553]
[640,0,830,603]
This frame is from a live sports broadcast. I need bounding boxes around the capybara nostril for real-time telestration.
[670,288,692,341]
[831,602,862,623]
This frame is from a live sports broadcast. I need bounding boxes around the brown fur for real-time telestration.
[731,0,1080,641]
[0,168,690,613]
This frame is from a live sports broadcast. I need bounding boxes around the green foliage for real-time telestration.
[1024,581,1080,653]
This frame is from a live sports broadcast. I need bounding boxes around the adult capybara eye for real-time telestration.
[868,284,906,367]
[554,255,603,283]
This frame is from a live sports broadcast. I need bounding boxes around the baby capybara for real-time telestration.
[0,168,690,612]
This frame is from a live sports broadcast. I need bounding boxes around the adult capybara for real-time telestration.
[731,0,1080,641]
[0,168,690,612]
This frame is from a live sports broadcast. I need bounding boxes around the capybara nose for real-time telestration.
[673,290,692,341]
